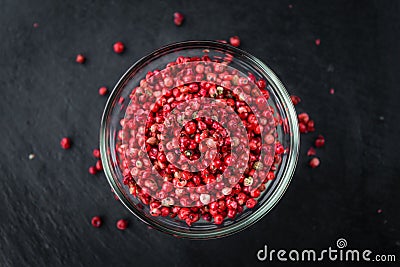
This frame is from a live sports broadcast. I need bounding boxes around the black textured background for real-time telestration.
[1,0,399,266]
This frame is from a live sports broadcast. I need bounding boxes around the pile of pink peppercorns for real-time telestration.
[61,10,326,230]
[116,56,282,226]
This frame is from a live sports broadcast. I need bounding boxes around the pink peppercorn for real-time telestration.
[213,214,224,225]
[299,122,307,133]
[113,42,125,54]
[266,171,275,180]
[309,157,320,168]
[330,88,335,95]
[315,135,325,148]
[307,147,316,156]
[250,189,261,198]
[88,166,97,175]
[91,216,102,228]
[116,219,128,230]
[161,207,170,217]
[298,112,309,123]
[290,95,301,106]
[95,160,103,171]
[164,77,173,87]
[246,198,257,209]
[99,86,108,96]
[307,120,315,132]
[256,79,267,90]
[93,148,101,158]
[275,143,284,154]
[76,54,85,64]
[173,12,184,26]
[60,137,71,149]
[229,36,240,47]
[315,39,321,46]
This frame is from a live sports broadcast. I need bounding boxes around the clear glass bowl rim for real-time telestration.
[100,40,300,239]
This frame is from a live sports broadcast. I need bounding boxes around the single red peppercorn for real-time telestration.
[213,214,224,225]
[229,36,240,47]
[99,86,108,96]
[256,79,266,90]
[315,135,325,148]
[290,95,301,106]
[178,208,191,220]
[299,122,307,133]
[227,209,237,219]
[60,137,71,149]
[208,201,218,211]
[266,171,275,180]
[113,41,125,54]
[330,88,335,95]
[184,121,197,135]
[173,12,184,26]
[307,147,316,156]
[75,54,85,64]
[161,207,170,217]
[95,160,103,171]
[315,39,321,46]
[307,120,315,132]
[309,157,320,168]
[298,113,309,123]
[116,219,128,230]
[262,90,270,100]
[89,166,97,175]
[91,216,102,228]
[93,148,101,158]
[250,189,261,198]
[275,143,284,154]
[246,198,257,209]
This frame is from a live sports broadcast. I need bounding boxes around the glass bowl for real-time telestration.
[100,40,299,239]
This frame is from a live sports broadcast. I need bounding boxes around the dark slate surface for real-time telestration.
[1,0,399,266]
